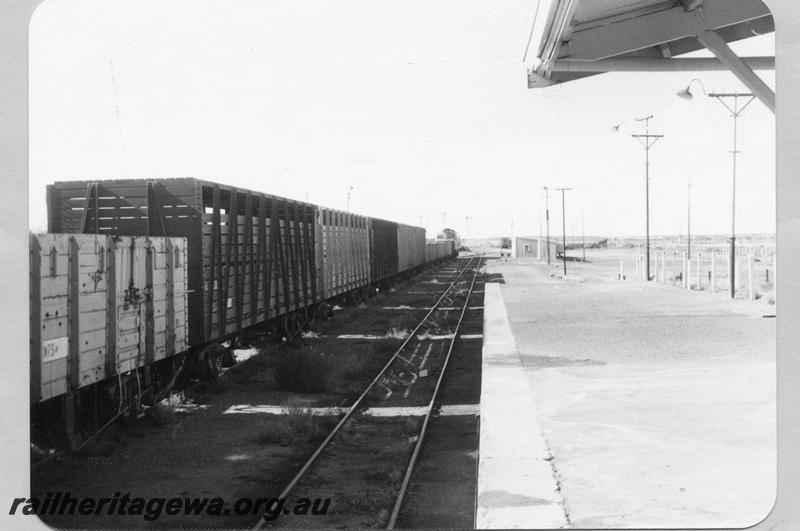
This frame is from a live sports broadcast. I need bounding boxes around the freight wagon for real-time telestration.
[426,239,456,262]
[37,178,454,449]
[30,233,188,448]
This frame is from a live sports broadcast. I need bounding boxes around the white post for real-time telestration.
[671,250,676,275]
[682,251,688,289]
[636,247,641,280]
[710,252,716,293]
[696,252,702,291]
[727,251,733,298]
[619,261,624,280]
[748,253,755,300]
[687,257,693,290]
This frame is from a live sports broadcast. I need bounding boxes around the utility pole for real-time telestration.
[708,92,756,299]
[543,186,551,265]
[687,182,691,258]
[465,216,471,241]
[443,212,447,230]
[538,211,543,260]
[630,115,663,281]
[582,210,586,262]
[346,185,354,211]
[555,188,571,275]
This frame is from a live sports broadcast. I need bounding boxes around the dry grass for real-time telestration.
[385,328,410,340]
[253,405,338,446]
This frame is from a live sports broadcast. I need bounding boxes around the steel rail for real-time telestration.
[387,254,484,529]
[251,255,479,531]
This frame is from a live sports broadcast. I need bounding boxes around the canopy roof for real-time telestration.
[527,0,775,110]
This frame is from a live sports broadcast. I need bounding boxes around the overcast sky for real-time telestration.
[28,0,775,239]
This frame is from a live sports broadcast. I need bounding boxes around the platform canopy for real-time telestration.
[527,0,775,111]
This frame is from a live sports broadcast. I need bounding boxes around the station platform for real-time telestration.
[476,255,775,529]
[476,283,567,528]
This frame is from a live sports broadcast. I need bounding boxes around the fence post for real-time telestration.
[683,252,689,289]
[696,252,702,290]
[710,252,716,293]
[748,253,755,300]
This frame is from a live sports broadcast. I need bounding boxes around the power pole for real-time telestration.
[555,188,571,275]
[708,92,756,298]
[687,182,691,258]
[543,186,551,265]
[538,211,543,259]
[582,210,586,262]
[631,115,663,281]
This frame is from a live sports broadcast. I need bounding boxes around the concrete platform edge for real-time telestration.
[476,283,568,529]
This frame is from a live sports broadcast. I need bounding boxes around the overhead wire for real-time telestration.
[522,0,543,63]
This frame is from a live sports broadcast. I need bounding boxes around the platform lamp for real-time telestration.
[677,78,756,299]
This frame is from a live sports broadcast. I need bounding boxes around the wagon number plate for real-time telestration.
[42,337,68,362]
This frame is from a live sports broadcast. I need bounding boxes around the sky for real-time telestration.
[28,0,776,239]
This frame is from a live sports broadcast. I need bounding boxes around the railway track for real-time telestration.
[253,254,484,530]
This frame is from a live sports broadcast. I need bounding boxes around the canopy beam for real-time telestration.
[695,29,775,112]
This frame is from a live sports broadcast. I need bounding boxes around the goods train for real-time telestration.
[32,178,456,449]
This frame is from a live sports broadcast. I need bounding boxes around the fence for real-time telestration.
[627,247,776,301]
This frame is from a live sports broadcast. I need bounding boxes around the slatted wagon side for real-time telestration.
[29,233,188,404]
[369,218,399,283]
[397,223,426,273]
[425,239,455,263]
[46,178,317,346]
[318,207,370,298]
[199,184,317,340]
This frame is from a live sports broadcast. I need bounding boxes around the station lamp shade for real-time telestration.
[676,86,695,100]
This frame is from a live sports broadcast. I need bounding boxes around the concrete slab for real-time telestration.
[486,252,775,528]
[476,283,568,529]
